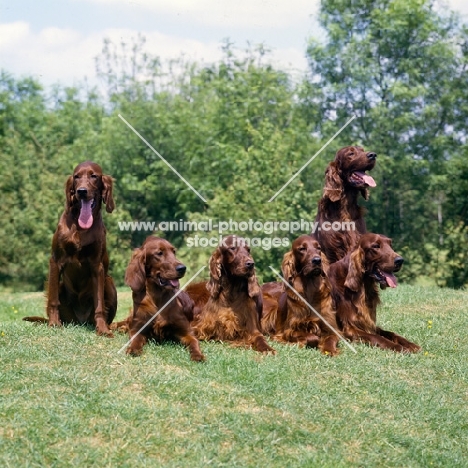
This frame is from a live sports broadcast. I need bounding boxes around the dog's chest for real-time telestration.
[150,312,172,340]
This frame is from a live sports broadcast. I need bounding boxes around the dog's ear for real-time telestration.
[281,251,296,286]
[344,247,364,292]
[320,251,330,275]
[125,247,146,292]
[178,291,195,323]
[249,275,263,322]
[323,162,342,202]
[65,176,74,212]
[102,175,115,213]
[207,247,223,298]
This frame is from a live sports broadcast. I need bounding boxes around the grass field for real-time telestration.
[1,285,467,467]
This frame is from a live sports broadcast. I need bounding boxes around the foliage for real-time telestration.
[1,1,468,290]
[303,0,468,286]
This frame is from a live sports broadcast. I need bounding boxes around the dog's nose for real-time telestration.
[394,257,404,268]
[176,264,186,276]
[245,261,255,270]
[312,256,322,266]
[77,188,88,198]
[367,152,377,160]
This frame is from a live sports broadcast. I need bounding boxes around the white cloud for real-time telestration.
[39,27,81,48]
[0,24,221,86]
[0,22,307,87]
[0,21,30,49]
[78,0,320,29]
[448,0,468,16]
[0,22,94,85]
[3,0,465,89]
[269,46,307,75]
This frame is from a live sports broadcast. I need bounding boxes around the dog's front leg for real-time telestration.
[93,262,113,337]
[47,256,62,327]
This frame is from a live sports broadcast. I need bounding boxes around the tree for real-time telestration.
[303,0,468,286]
[97,41,325,281]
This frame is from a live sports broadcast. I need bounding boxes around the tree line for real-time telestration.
[1,0,467,291]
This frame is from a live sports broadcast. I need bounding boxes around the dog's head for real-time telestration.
[323,146,377,202]
[282,235,322,285]
[207,235,260,299]
[344,233,404,292]
[65,161,115,229]
[125,236,186,292]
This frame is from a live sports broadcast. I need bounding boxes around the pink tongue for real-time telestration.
[355,171,376,187]
[78,199,94,229]
[170,279,180,288]
[383,272,397,288]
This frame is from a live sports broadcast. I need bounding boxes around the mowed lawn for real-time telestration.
[0,285,467,467]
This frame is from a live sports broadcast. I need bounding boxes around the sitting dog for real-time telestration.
[315,146,377,264]
[24,161,117,336]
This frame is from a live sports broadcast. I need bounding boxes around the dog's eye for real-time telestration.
[372,243,380,249]
[74,175,80,179]
[229,247,236,251]
[298,247,306,252]
[156,251,163,256]
[91,174,98,179]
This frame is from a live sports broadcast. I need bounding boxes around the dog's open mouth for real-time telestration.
[349,171,376,188]
[371,267,397,288]
[78,199,96,229]
[158,276,180,289]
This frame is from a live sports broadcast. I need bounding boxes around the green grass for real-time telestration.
[1,285,467,467]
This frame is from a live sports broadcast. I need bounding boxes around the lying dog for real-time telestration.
[118,236,204,361]
[327,233,420,352]
[262,235,340,355]
[192,235,275,353]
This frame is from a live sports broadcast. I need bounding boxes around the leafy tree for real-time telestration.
[0,73,130,289]
[303,0,468,286]
[96,41,325,281]
[2,7,468,291]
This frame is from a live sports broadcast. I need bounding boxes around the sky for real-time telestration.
[1,0,468,89]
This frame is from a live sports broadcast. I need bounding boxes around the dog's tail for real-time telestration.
[23,316,48,323]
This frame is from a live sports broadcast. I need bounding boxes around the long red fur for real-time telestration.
[23,161,117,336]
[192,235,275,353]
[262,235,340,356]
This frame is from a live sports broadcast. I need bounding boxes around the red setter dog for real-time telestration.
[327,233,420,352]
[118,236,204,361]
[261,281,283,327]
[185,281,210,319]
[315,146,377,264]
[192,235,275,353]
[262,235,340,356]
[24,161,117,336]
